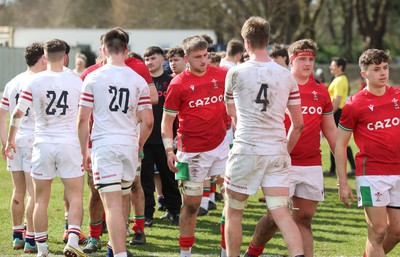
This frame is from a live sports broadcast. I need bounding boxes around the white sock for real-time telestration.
[200,196,209,210]
[181,249,191,257]
[36,241,48,254]
[67,225,81,248]
[210,192,216,203]
[220,247,227,257]
[115,253,128,257]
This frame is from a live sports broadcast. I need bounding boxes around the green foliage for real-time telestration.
[0,140,399,256]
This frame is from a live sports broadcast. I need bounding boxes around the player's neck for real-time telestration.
[47,62,64,72]
[248,50,270,62]
[366,84,386,96]
[107,55,126,66]
[150,68,164,78]
[293,74,309,85]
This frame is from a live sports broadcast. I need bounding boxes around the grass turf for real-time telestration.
[0,138,399,256]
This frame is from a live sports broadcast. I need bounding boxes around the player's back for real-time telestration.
[227,60,299,155]
[83,64,150,146]
[20,70,82,145]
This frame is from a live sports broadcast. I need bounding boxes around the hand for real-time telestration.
[5,141,16,160]
[166,152,179,173]
[338,183,356,208]
[82,152,92,173]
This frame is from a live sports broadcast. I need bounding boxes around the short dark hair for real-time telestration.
[359,49,390,71]
[44,39,66,62]
[332,57,347,71]
[143,46,164,58]
[24,42,44,67]
[104,28,128,55]
[208,52,221,63]
[226,39,244,57]
[166,47,184,60]
[269,44,289,66]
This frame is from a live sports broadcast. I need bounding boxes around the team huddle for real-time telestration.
[2,16,400,257]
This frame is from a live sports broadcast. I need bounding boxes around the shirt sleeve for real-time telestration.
[79,77,94,108]
[0,82,11,111]
[288,76,301,106]
[338,96,356,131]
[137,78,152,111]
[18,82,33,108]
[163,77,181,115]
[224,68,235,104]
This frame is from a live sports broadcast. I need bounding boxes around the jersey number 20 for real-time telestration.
[109,86,130,114]
[255,84,269,112]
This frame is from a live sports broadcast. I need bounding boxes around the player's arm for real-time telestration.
[286,104,304,153]
[77,105,92,172]
[148,83,159,105]
[137,109,154,154]
[335,128,355,208]
[225,102,237,128]
[5,103,27,159]
[161,112,178,172]
[321,114,337,154]
[0,109,8,159]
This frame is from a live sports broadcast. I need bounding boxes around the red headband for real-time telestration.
[289,50,316,64]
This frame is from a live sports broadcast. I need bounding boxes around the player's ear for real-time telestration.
[360,70,366,79]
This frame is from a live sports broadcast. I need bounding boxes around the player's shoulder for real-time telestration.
[387,85,400,95]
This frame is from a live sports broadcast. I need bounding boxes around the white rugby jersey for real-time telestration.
[18,70,82,146]
[224,60,300,155]
[1,72,36,148]
[80,64,152,147]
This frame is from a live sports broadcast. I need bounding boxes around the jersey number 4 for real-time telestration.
[109,86,130,114]
[46,90,69,115]
[255,84,269,112]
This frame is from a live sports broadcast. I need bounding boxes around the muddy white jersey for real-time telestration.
[79,64,152,147]
[225,60,300,155]
[18,70,82,146]
[1,72,36,147]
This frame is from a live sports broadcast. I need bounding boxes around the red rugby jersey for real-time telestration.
[164,66,228,152]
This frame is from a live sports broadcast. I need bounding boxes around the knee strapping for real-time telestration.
[95,182,121,193]
[121,181,133,195]
[181,181,203,196]
[225,192,246,210]
[266,196,290,210]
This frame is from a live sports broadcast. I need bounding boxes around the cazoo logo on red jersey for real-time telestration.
[367,117,400,131]
[189,95,224,108]
[302,106,323,115]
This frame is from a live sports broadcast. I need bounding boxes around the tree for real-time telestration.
[355,0,391,50]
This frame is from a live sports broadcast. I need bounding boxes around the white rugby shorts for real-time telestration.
[175,139,229,183]
[91,144,137,185]
[224,153,291,195]
[7,146,32,172]
[289,165,324,201]
[31,143,83,179]
[356,175,400,207]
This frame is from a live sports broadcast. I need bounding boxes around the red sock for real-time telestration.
[179,236,195,248]
[89,220,102,239]
[220,223,226,249]
[246,241,265,257]
[203,188,210,197]
[132,216,145,233]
